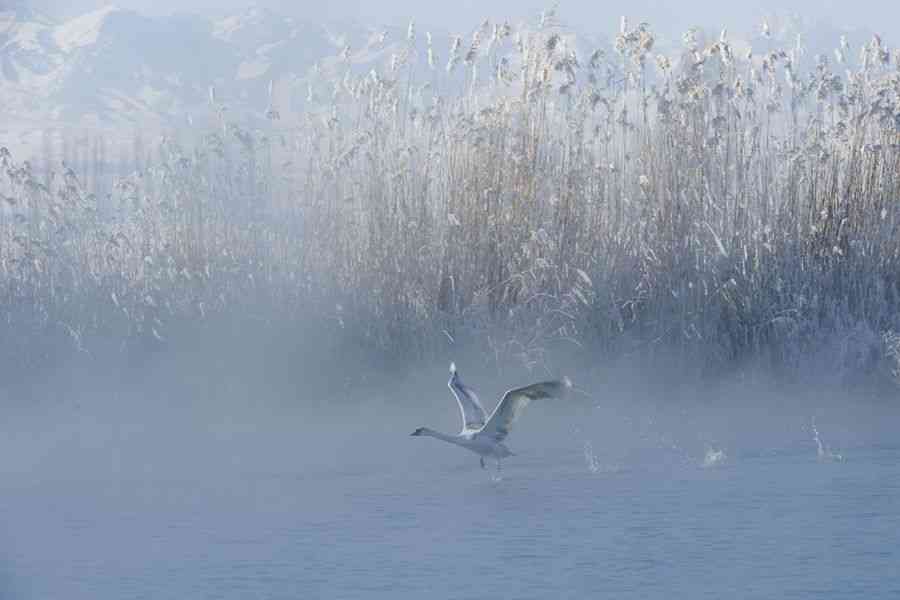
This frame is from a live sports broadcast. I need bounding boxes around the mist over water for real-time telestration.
[2,338,899,598]
[4,0,900,597]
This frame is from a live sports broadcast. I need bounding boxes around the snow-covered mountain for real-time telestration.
[0,4,886,159]
[0,4,393,156]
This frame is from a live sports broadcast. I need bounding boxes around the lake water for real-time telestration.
[2,383,899,599]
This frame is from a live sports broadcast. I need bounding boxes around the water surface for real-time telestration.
[2,386,898,599]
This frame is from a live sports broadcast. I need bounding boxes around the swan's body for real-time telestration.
[411,363,571,471]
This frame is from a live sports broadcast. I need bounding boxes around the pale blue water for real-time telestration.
[2,393,899,599]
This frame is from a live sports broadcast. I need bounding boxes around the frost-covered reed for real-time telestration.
[2,14,900,385]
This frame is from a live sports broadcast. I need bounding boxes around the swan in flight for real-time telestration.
[411,363,571,471]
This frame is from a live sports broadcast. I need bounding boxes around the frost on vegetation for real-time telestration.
[882,331,900,387]
[2,12,900,383]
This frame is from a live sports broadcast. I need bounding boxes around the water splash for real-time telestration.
[811,417,844,463]
[583,440,601,473]
[702,445,727,468]
[581,440,622,474]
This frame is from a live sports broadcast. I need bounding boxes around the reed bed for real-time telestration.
[3,13,900,386]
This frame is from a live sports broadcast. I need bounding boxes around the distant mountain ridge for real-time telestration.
[0,4,390,156]
[0,4,887,158]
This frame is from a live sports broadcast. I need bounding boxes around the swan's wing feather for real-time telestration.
[448,363,487,430]
[480,378,571,442]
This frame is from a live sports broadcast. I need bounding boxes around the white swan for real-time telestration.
[411,363,571,471]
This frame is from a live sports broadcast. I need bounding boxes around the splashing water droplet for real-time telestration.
[583,440,600,473]
[702,445,727,468]
[812,417,844,463]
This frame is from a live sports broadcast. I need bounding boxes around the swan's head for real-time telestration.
[410,427,427,436]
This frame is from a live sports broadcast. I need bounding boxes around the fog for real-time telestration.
[4,324,898,596]
[3,317,893,502]
[4,0,900,597]
[3,304,899,596]
[30,0,900,40]
[3,338,894,485]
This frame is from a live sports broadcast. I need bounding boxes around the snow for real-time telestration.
[213,6,274,41]
[0,3,368,156]
[236,58,271,80]
[52,5,121,53]
[1,7,54,53]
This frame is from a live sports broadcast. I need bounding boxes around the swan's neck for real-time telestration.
[422,428,467,446]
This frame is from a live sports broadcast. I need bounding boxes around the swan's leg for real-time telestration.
[480,456,486,469]
[496,459,502,474]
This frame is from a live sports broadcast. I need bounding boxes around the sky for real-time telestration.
[25,0,900,40]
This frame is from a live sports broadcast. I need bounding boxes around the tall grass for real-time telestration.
[3,14,900,385]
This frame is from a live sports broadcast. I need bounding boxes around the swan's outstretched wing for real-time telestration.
[480,377,571,442]
[448,363,487,430]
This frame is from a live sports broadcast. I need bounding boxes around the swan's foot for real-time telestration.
[480,457,486,469]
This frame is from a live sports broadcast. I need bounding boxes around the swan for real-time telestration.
[411,363,571,472]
